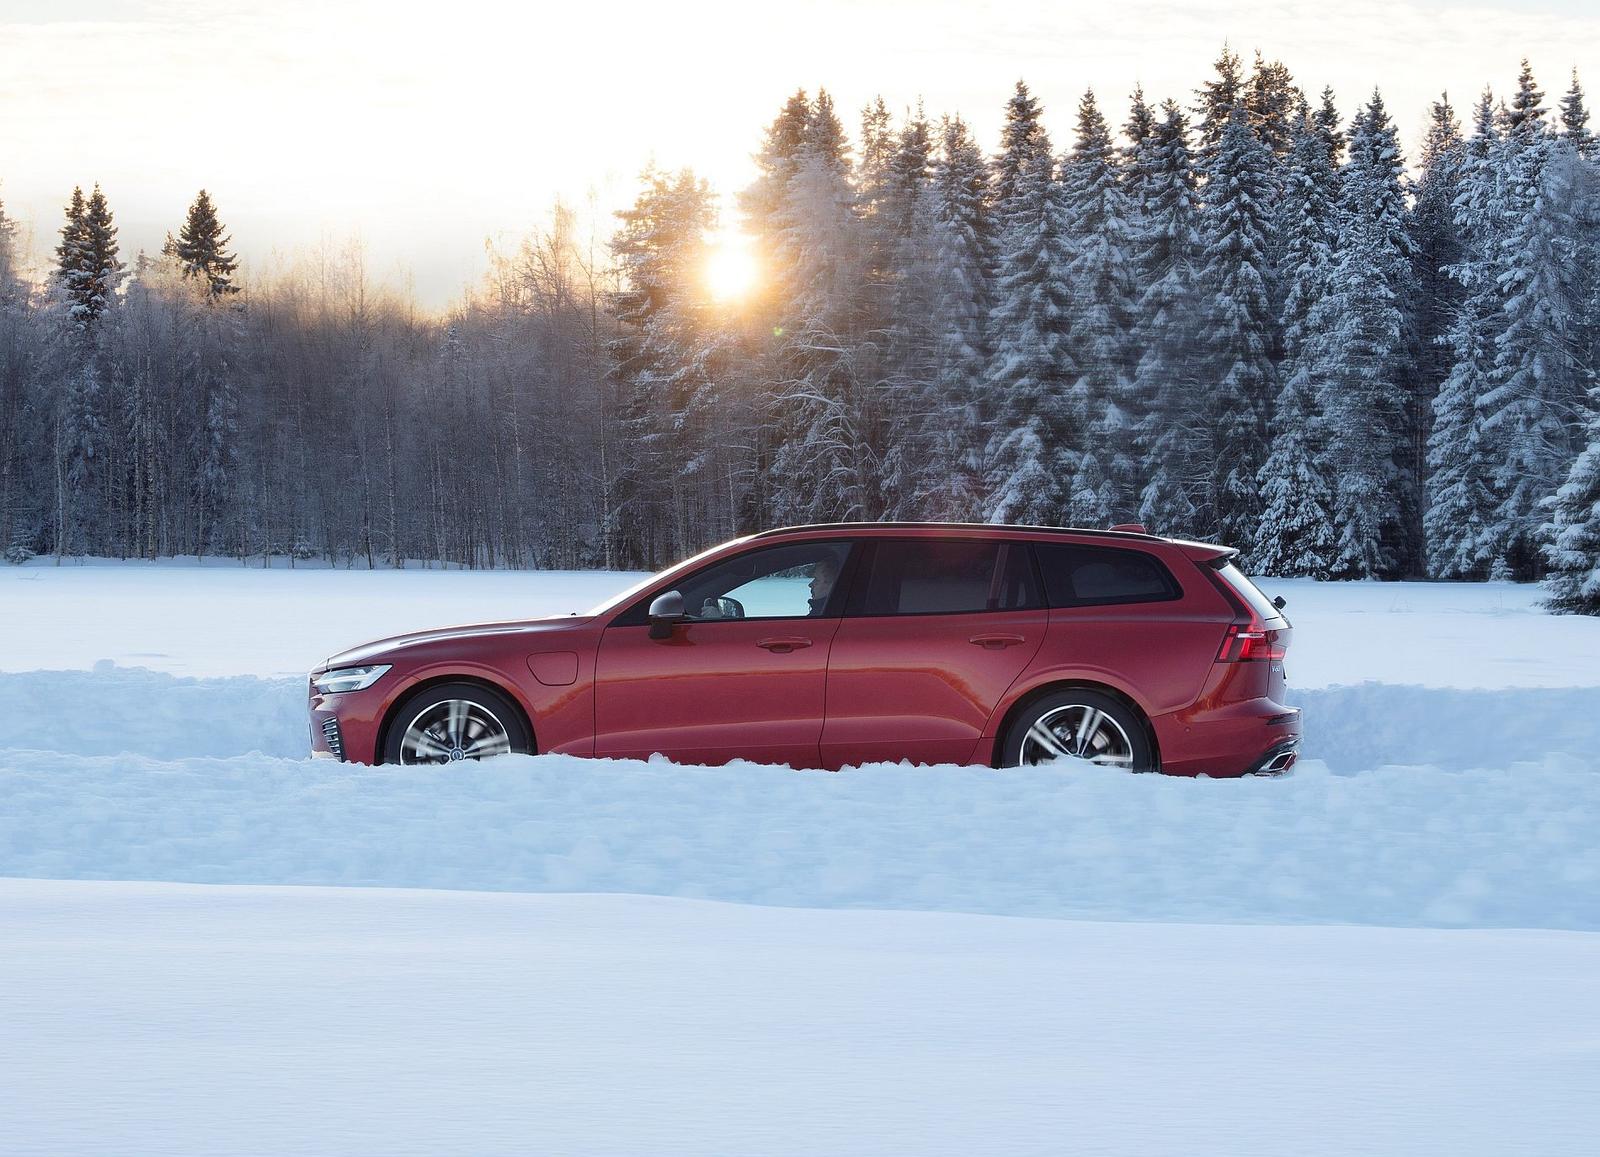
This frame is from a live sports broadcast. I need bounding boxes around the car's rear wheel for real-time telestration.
[382,682,532,766]
[1001,689,1153,771]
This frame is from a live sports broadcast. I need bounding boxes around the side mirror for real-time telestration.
[647,590,687,640]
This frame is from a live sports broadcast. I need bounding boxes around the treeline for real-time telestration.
[2,48,1599,611]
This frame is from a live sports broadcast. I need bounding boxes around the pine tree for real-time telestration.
[1541,387,1600,614]
[1131,101,1203,536]
[1342,90,1418,571]
[1310,205,1405,578]
[1313,86,1346,166]
[992,81,1054,223]
[1245,52,1300,159]
[1197,107,1277,546]
[1426,90,1502,579]
[54,186,90,325]
[608,167,724,565]
[75,185,124,329]
[984,107,1076,525]
[1559,69,1595,158]
[1410,96,1467,433]
[1483,61,1587,575]
[166,189,240,297]
[1059,89,1136,513]
[767,93,875,524]
[1249,370,1337,576]
[1193,44,1246,164]
[915,115,991,519]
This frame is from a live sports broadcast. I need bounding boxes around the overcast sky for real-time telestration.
[1,0,1596,308]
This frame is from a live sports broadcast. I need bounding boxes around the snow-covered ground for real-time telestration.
[3,559,1599,1153]
[5,879,1597,1157]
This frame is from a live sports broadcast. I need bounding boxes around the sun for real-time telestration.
[703,233,760,302]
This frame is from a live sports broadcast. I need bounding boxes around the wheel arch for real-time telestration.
[989,678,1161,770]
[375,673,538,764]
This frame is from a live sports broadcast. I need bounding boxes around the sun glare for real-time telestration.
[704,235,760,302]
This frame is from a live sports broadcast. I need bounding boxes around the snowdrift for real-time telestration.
[3,566,1598,931]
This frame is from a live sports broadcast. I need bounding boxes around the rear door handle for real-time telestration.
[969,633,1026,649]
[757,637,813,653]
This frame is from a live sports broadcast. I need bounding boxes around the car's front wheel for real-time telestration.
[382,682,532,766]
[1000,689,1153,771]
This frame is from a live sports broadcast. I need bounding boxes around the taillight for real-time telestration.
[1217,622,1287,663]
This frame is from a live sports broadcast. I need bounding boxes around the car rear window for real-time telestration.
[1033,543,1181,608]
[1213,561,1284,622]
[854,539,1042,616]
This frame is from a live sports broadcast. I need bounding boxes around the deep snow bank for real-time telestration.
[8,663,1595,776]
[3,750,1596,929]
[5,880,1597,1157]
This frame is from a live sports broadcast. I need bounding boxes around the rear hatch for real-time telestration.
[1196,552,1292,700]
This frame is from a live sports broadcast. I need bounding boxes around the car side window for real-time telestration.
[1032,543,1181,608]
[852,539,1042,616]
[622,541,853,624]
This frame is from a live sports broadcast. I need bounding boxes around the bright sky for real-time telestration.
[1,0,1595,308]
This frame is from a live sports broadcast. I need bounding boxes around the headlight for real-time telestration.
[312,664,392,694]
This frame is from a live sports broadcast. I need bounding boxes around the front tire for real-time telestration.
[1000,689,1153,771]
[381,681,532,766]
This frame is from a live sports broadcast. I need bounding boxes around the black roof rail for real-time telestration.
[749,521,1167,543]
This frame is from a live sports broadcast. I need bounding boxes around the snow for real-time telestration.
[4,879,1597,1157]
[3,748,1597,929]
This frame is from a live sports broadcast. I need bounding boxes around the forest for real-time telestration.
[1,48,1598,610]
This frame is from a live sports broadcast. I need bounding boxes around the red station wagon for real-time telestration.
[308,523,1301,776]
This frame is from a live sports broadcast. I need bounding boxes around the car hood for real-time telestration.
[320,616,595,670]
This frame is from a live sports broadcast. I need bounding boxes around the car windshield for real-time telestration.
[583,537,754,617]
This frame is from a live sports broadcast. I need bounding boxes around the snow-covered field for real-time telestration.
[3,559,1599,1154]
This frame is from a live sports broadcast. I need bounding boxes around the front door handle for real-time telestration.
[757,637,813,653]
[969,633,1026,649]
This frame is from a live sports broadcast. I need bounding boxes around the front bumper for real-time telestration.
[307,677,392,765]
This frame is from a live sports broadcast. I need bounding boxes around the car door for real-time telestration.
[592,539,855,768]
[819,537,1047,768]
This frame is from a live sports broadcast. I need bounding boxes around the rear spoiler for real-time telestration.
[1167,540,1240,567]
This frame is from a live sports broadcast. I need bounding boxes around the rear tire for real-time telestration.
[1000,689,1153,771]
[381,681,532,766]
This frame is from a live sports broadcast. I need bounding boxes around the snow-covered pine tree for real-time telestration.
[767,92,876,524]
[1119,86,1158,216]
[1426,89,1503,579]
[53,187,90,327]
[914,114,991,520]
[607,166,724,566]
[1196,106,1277,547]
[165,189,240,297]
[1244,52,1300,161]
[877,107,941,518]
[1339,90,1420,571]
[1193,44,1246,166]
[1249,109,1338,575]
[991,81,1054,224]
[74,185,124,330]
[1058,89,1136,516]
[1250,368,1337,576]
[1560,68,1596,158]
[1541,383,1600,614]
[1410,97,1467,450]
[1131,101,1203,537]
[1483,61,1588,576]
[1313,86,1347,167]
[983,103,1077,526]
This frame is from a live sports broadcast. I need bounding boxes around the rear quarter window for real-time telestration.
[1033,543,1182,608]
